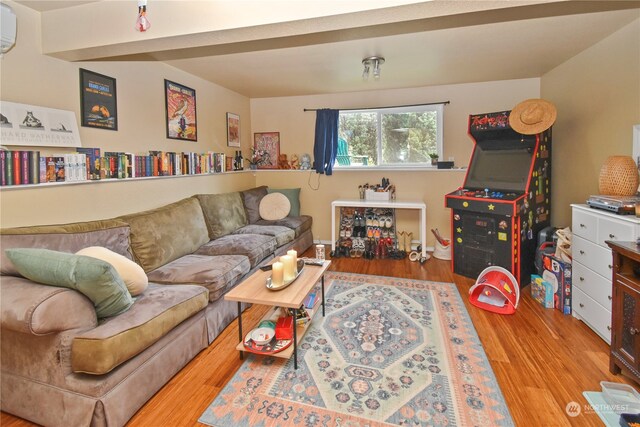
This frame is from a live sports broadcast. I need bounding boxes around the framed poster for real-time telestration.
[164,79,197,141]
[227,112,240,147]
[0,101,81,147]
[253,132,280,169]
[79,68,118,130]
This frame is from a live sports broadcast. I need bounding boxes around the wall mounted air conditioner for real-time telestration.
[1,3,17,54]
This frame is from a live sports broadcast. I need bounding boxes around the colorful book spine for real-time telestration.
[46,157,56,182]
[12,151,21,185]
[29,151,40,184]
[0,151,6,186]
[39,156,46,183]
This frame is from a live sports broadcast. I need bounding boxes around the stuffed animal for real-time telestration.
[290,154,300,170]
[300,153,311,170]
[278,154,291,169]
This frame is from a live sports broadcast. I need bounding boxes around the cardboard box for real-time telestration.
[530,274,554,308]
[542,254,572,315]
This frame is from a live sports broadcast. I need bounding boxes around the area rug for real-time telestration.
[199,272,514,426]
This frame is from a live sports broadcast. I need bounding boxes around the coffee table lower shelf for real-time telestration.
[235,304,320,359]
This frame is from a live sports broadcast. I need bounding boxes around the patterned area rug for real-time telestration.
[199,272,513,426]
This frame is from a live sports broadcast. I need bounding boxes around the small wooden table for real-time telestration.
[224,260,331,369]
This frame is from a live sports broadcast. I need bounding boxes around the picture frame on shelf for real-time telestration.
[79,68,118,131]
[253,132,280,169]
[164,79,197,141]
[226,112,240,147]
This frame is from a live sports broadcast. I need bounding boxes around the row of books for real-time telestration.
[0,149,234,186]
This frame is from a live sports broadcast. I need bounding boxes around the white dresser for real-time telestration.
[571,204,640,344]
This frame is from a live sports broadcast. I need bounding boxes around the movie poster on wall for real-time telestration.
[80,68,118,131]
[0,101,82,147]
[165,80,197,141]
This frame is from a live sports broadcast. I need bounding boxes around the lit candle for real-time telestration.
[280,255,295,282]
[287,250,297,273]
[271,262,284,286]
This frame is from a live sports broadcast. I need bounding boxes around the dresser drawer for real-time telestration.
[596,218,639,247]
[573,235,614,279]
[573,287,611,344]
[572,208,598,242]
[573,261,612,311]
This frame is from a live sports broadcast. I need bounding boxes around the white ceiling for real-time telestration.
[166,9,638,98]
[15,1,640,98]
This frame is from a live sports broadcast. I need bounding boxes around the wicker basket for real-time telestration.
[598,156,639,196]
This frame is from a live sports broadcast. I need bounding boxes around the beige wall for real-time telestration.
[0,1,253,228]
[541,18,640,226]
[251,79,540,247]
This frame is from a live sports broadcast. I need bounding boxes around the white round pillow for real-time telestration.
[76,246,148,296]
[259,192,291,220]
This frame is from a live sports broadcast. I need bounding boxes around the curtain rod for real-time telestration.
[303,100,450,112]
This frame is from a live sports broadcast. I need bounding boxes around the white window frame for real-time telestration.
[337,103,444,169]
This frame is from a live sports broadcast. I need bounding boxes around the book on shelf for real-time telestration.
[76,147,101,180]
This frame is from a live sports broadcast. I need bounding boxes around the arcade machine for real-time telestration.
[445,105,553,286]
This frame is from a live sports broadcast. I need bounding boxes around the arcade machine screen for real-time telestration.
[465,147,533,193]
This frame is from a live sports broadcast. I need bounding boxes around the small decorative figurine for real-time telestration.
[290,154,300,169]
[278,154,291,169]
[300,153,311,170]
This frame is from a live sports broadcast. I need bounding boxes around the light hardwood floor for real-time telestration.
[2,248,636,426]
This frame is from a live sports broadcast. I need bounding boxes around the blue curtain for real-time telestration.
[313,109,339,175]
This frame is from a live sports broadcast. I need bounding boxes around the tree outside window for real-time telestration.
[337,104,443,167]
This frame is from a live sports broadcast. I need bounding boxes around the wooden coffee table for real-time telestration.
[224,260,331,369]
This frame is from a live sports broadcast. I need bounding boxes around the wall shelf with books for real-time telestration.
[0,149,252,191]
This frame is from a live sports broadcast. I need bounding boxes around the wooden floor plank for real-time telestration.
[2,250,636,426]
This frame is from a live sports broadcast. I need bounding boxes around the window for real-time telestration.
[337,103,443,167]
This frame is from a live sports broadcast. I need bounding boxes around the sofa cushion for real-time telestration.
[76,246,149,296]
[71,284,208,375]
[255,215,313,238]
[0,219,131,277]
[195,234,277,268]
[267,188,301,217]
[119,197,210,273]
[240,186,268,223]
[196,192,248,239]
[1,276,97,335]
[147,254,250,302]
[259,193,290,221]
[233,225,295,247]
[5,248,133,319]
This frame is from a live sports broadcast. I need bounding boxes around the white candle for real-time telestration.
[271,262,284,286]
[280,255,295,282]
[287,250,297,273]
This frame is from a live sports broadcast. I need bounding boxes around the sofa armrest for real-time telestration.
[1,276,97,335]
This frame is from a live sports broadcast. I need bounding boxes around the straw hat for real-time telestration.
[509,99,557,135]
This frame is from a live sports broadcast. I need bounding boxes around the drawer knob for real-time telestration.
[609,264,613,269]
[608,295,612,300]
[579,303,585,308]
[579,276,585,281]
[609,233,615,239]
[579,250,585,255]
[631,328,640,336]
[580,223,586,228]
[607,326,611,331]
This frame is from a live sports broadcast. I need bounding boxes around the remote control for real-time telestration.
[259,264,273,271]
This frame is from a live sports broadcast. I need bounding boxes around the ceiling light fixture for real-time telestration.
[362,56,385,81]
[135,0,151,32]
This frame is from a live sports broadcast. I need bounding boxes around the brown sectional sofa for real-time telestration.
[0,186,312,427]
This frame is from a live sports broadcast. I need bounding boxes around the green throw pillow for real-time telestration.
[5,248,134,318]
[267,188,301,217]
